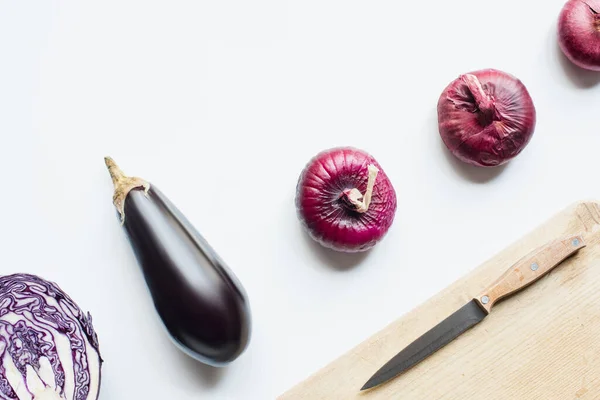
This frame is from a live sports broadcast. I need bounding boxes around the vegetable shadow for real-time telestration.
[556,41,600,88]
[300,227,371,271]
[439,139,507,183]
[174,347,226,389]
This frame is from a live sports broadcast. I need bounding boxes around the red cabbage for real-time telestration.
[0,274,102,400]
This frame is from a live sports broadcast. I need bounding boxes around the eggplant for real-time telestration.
[104,157,251,366]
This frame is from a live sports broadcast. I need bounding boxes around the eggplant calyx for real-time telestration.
[340,164,379,213]
[104,156,150,224]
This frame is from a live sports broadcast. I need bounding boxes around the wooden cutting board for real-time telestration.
[278,201,600,400]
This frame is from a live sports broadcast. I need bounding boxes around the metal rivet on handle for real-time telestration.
[572,238,580,247]
[531,263,539,271]
[481,295,489,304]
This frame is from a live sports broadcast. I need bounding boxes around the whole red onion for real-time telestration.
[437,69,536,167]
[558,0,600,71]
[295,147,397,253]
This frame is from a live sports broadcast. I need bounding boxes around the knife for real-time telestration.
[361,234,586,391]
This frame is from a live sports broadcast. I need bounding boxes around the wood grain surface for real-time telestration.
[475,234,586,313]
[278,201,600,400]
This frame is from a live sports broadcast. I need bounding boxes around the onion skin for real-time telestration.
[105,157,251,367]
[437,69,537,167]
[295,147,397,253]
[558,0,600,71]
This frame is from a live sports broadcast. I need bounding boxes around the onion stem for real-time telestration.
[342,164,379,213]
[593,6,600,31]
[589,2,600,30]
[104,156,150,224]
[461,74,499,122]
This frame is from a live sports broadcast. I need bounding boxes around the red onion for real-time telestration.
[295,147,397,253]
[437,69,536,167]
[558,0,600,71]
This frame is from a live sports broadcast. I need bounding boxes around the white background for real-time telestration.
[1,1,599,399]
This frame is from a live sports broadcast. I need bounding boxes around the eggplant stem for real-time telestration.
[343,164,379,213]
[104,156,150,225]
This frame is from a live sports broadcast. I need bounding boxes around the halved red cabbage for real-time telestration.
[0,274,102,400]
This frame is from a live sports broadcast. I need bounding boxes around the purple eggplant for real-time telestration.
[104,157,251,366]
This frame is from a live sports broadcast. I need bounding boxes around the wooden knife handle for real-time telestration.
[475,234,585,313]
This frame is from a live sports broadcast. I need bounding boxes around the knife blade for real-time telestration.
[361,234,586,391]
